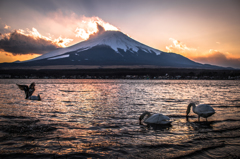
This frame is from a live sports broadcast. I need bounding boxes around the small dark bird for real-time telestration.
[16,82,35,99]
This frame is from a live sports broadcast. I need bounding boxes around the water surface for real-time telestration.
[0,79,240,158]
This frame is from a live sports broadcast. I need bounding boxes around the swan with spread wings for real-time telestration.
[16,82,41,100]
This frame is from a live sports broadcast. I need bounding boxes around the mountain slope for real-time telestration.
[0,31,228,69]
[25,31,162,62]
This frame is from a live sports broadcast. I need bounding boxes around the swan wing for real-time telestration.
[16,83,36,99]
[195,104,215,117]
[196,104,215,112]
[16,84,28,91]
[28,82,35,97]
[144,114,170,124]
[17,84,29,99]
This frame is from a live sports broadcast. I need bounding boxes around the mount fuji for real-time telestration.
[2,30,225,69]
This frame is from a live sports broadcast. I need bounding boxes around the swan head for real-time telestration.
[37,94,41,101]
[186,103,195,116]
[139,111,151,125]
[30,82,35,87]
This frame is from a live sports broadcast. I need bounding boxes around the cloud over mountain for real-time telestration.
[165,38,240,69]
[0,14,117,56]
[0,27,73,55]
[192,50,240,68]
[0,30,60,55]
[166,38,196,52]
[88,23,106,39]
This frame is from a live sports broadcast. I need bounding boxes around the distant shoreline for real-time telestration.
[0,64,237,70]
[0,65,220,70]
[0,66,239,80]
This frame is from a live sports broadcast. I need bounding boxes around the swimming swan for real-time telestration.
[16,82,41,101]
[186,103,215,121]
[28,94,41,101]
[139,111,172,125]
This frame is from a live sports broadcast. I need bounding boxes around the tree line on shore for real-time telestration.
[0,68,240,79]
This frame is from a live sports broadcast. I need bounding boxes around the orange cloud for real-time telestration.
[46,11,118,42]
[17,28,73,47]
[53,36,73,48]
[165,38,240,68]
[75,16,118,40]
[192,49,240,68]
[166,38,196,53]
[4,24,11,29]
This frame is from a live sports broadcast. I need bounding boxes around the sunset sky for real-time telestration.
[0,0,240,68]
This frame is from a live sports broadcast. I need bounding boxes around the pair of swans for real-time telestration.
[16,82,41,101]
[139,103,215,125]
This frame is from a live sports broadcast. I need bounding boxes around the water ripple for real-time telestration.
[0,79,239,158]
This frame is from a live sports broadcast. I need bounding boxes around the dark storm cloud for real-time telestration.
[0,30,60,55]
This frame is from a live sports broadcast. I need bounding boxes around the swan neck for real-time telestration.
[139,111,151,125]
[187,103,196,115]
[191,103,196,112]
[140,111,151,120]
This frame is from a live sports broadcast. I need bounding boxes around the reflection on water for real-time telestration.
[0,79,240,158]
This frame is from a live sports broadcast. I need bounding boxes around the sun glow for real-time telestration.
[0,50,40,63]
[75,17,119,40]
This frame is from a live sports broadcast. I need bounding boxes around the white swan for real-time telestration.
[17,82,41,101]
[139,111,172,125]
[186,103,215,121]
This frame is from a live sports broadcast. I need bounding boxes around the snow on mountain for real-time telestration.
[24,31,162,62]
[47,54,69,60]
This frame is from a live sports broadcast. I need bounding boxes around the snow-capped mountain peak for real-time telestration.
[85,31,162,54]
[25,31,162,62]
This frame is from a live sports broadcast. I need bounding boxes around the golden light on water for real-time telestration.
[0,79,240,157]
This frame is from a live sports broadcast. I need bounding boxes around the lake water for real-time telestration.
[0,79,240,159]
